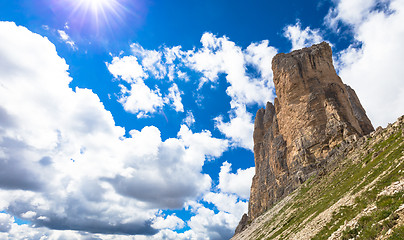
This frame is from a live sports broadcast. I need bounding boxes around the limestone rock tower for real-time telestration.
[236,42,374,234]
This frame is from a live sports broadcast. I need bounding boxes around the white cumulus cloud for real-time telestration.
[164,83,184,112]
[186,193,247,240]
[108,55,147,83]
[152,214,185,230]
[328,0,404,127]
[178,160,253,240]
[218,161,255,199]
[108,33,278,150]
[185,33,277,106]
[107,46,187,117]
[0,21,229,238]
[215,102,255,150]
[183,111,196,127]
[118,82,165,118]
[184,33,277,150]
[0,212,14,232]
[283,21,324,51]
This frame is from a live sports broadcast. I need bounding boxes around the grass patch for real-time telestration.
[247,123,403,240]
[388,225,404,240]
[312,131,403,239]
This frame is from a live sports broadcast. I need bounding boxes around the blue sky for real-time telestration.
[0,0,403,239]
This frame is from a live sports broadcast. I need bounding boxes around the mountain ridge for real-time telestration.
[233,42,403,239]
[233,114,403,239]
[245,42,374,227]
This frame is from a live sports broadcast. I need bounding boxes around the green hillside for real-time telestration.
[233,116,404,240]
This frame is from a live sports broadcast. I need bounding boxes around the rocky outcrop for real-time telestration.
[232,115,403,240]
[234,213,249,234]
[240,42,374,231]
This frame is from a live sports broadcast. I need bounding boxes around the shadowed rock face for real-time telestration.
[236,42,374,233]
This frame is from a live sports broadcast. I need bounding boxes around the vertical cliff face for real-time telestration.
[243,42,374,228]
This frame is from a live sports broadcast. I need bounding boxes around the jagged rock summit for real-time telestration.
[236,42,374,233]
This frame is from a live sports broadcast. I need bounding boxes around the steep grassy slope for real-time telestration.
[233,116,404,240]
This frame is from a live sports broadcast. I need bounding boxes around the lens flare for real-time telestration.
[68,0,126,31]
[76,0,115,13]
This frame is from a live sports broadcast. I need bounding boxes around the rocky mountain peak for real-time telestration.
[236,42,374,234]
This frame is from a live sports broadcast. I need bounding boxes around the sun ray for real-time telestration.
[67,0,127,31]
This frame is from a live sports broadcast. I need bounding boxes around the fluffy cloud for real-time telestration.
[172,161,252,240]
[108,33,278,149]
[283,21,324,50]
[151,214,185,230]
[0,211,195,240]
[108,56,147,83]
[218,161,255,199]
[186,201,242,240]
[107,46,187,117]
[185,33,277,106]
[107,55,166,117]
[178,125,229,162]
[104,125,227,209]
[0,214,85,240]
[184,33,277,150]
[203,193,247,221]
[110,159,252,240]
[184,165,251,240]
[0,213,13,232]
[130,43,168,79]
[245,40,277,82]
[328,0,404,127]
[325,0,380,28]
[117,82,164,117]
[0,21,230,238]
[164,83,184,112]
[183,111,195,127]
[215,102,255,150]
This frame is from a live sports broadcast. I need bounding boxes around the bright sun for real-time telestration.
[80,0,113,11]
[75,0,117,13]
[70,0,124,28]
